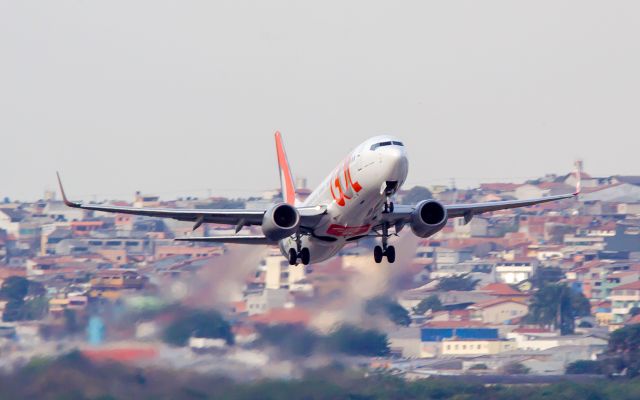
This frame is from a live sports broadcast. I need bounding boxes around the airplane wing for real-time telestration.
[175,235,275,244]
[56,173,325,233]
[380,191,579,228]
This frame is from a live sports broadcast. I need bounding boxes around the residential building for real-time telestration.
[441,339,516,356]
[611,281,640,323]
[468,299,528,324]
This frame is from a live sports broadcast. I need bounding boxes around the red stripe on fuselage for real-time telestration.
[326,224,371,237]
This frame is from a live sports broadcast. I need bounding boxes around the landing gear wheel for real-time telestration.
[300,248,311,265]
[288,248,297,265]
[386,245,396,263]
[374,246,384,263]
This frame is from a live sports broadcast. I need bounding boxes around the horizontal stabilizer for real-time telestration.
[175,235,275,245]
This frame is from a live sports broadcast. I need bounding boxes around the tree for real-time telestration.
[605,323,640,377]
[502,362,529,375]
[256,324,320,357]
[413,295,443,315]
[2,300,24,322]
[402,186,433,204]
[365,296,411,326]
[1,277,47,322]
[532,267,564,289]
[525,283,590,335]
[566,360,603,375]
[163,309,234,347]
[0,276,29,302]
[325,324,390,356]
[436,274,479,291]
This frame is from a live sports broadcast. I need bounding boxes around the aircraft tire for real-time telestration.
[288,248,297,265]
[386,246,396,263]
[300,248,311,265]
[374,246,384,263]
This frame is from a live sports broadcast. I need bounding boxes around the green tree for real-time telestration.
[566,360,603,374]
[325,324,390,356]
[21,297,48,320]
[402,186,433,204]
[1,277,48,322]
[0,276,29,302]
[436,274,479,291]
[525,283,590,335]
[605,323,640,377]
[532,266,564,289]
[256,324,320,357]
[365,296,411,326]
[2,300,24,322]
[502,362,529,375]
[163,309,234,347]
[413,295,443,315]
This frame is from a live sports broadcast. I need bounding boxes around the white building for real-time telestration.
[244,288,289,316]
[495,260,537,284]
[263,251,307,290]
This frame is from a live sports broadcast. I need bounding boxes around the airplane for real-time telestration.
[57,132,580,266]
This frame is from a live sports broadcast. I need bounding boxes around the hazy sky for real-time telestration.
[2,1,639,201]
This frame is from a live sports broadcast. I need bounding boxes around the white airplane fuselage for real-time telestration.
[278,135,408,263]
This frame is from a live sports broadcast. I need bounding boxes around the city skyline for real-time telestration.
[2,1,640,201]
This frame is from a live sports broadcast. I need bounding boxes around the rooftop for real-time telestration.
[612,281,640,291]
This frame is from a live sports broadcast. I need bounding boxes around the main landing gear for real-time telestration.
[288,234,311,266]
[373,222,396,264]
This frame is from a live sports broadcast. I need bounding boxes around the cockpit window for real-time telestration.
[370,141,404,150]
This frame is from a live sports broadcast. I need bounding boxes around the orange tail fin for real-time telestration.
[274,131,296,205]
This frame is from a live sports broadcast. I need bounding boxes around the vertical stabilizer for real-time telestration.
[274,131,296,205]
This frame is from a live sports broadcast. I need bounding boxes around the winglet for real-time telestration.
[274,131,296,205]
[56,172,79,207]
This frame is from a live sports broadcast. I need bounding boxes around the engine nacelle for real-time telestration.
[261,203,301,241]
[410,200,448,238]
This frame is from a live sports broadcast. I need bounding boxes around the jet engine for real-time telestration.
[261,203,301,241]
[410,200,448,238]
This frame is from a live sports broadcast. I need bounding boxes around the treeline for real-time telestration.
[256,323,390,357]
[4,352,640,400]
[159,308,391,357]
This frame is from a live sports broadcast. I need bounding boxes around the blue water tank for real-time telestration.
[87,316,105,345]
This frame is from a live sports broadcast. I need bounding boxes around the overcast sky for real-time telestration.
[1,1,639,202]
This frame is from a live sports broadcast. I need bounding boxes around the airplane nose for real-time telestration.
[381,147,409,181]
